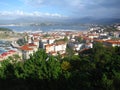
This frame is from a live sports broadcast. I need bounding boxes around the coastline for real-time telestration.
[0,37,19,42]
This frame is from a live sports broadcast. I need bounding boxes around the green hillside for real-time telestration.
[0,27,13,32]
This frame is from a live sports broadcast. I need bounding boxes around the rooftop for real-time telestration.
[20,45,33,51]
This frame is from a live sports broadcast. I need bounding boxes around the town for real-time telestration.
[0,24,120,61]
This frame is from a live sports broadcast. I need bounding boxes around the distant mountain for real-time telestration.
[0,17,120,25]
[0,27,13,32]
[67,17,120,24]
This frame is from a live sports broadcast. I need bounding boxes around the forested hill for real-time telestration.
[0,27,13,32]
[0,43,120,90]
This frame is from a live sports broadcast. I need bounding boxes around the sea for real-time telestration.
[0,24,89,32]
[0,40,13,54]
[0,24,89,54]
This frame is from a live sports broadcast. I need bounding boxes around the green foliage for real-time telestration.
[43,34,50,38]
[0,28,14,39]
[76,36,82,43]
[0,27,13,32]
[66,44,75,60]
[17,38,27,46]
[0,45,120,90]
[61,61,71,71]
[63,36,68,42]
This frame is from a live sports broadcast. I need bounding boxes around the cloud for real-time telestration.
[0,10,66,18]
[21,0,49,7]
[0,0,119,19]
[20,0,120,18]
[66,0,120,18]
[99,0,120,8]
[21,0,102,8]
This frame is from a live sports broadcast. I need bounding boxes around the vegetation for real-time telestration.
[0,27,24,40]
[76,36,82,43]
[17,38,28,46]
[43,34,50,38]
[0,27,13,32]
[0,28,14,39]
[0,43,120,90]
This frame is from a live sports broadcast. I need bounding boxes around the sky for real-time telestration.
[0,0,120,20]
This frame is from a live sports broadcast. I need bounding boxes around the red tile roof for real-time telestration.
[82,36,93,40]
[94,39,104,43]
[45,44,55,47]
[0,55,3,58]
[107,41,120,44]
[28,43,37,46]
[8,50,16,52]
[7,50,16,54]
[32,33,40,36]
[1,52,8,57]
[105,40,120,44]
[50,51,57,54]
[56,41,66,45]
[20,45,33,51]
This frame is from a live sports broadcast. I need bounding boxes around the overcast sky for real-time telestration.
[0,0,120,20]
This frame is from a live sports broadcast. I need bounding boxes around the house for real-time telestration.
[99,35,111,41]
[55,41,67,52]
[0,50,17,61]
[82,36,93,43]
[19,45,34,60]
[117,26,120,30]
[85,43,93,49]
[104,40,120,47]
[28,35,33,43]
[41,38,48,43]
[0,52,9,61]
[32,33,41,39]
[47,38,55,44]
[87,34,99,39]
[19,43,38,60]
[28,43,38,52]
[49,51,57,56]
[33,39,40,48]
[45,41,67,56]
[113,31,120,38]
[94,39,105,43]
[45,44,55,53]
[40,42,48,49]
[68,42,84,51]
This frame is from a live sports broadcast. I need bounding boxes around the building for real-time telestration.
[0,50,17,61]
[85,43,93,49]
[45,41,67,56]
[104,40,120,47]
[68,42,84,51]
[47,38,55,44]
[19,45,34,60]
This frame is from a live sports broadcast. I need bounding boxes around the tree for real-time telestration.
[76,36,82,43]
[64,36,68,42]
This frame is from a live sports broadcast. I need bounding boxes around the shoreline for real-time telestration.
[0,37,19,42]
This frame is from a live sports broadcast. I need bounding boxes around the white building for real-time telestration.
[47,38,55,44]
[45,41,67,56]
[19,43,38,60]
[117,26,120,30]
[85,43,93,49]
[68,42,84,51]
